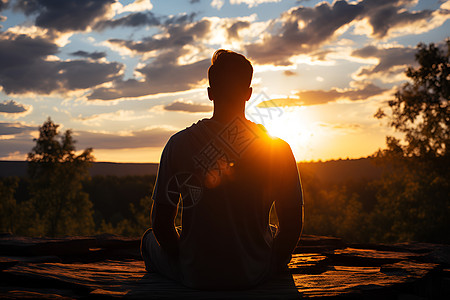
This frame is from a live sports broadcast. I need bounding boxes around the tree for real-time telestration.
[375,40,449,160]
[27,118,95,237]
[373,41,449,243]
[0,177,19,233]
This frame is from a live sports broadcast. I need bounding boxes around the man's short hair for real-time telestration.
[208,49,253,92]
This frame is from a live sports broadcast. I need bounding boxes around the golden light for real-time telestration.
[262,108,315,154]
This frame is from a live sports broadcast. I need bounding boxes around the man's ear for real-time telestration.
[245,87,252,102]
[207,87,214,101]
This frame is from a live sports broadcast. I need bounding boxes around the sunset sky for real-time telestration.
[0,0,449,162]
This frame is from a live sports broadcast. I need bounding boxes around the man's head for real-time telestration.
[208,49,253,103]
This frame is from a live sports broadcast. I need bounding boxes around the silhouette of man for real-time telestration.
[141,50,303,289]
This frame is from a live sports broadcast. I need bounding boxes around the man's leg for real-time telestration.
[141,228,181,282]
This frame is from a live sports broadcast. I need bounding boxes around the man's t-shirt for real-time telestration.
[152,117,302,289]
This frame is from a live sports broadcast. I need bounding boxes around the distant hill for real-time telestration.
[0,158,383,183]
[298,158,382,184]
[0,161,158,177]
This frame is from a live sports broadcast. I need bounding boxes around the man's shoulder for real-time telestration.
[165,118,211,148]
[250,123,292,153]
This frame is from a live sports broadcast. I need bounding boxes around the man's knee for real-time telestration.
[141,228,154,272]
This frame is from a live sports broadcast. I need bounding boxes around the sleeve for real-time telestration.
[152,138,180,207]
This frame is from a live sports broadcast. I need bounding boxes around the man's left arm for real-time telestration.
[152,202,179,258]
[151,137,180,258]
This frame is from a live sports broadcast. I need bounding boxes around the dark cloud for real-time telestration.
[70,50,107,60]
[190,0,200,4]
[164,12,197,26]
[94,12,160,30]
[352,45,416,77]
[258,82,386,106]
[227,20,250,40]
[283,70,297,76]
[0,123,174,157]
[246,0,363,65]
[164,100,212,113]
[245,0,435,65]
[74,128,175,149]
[89,19,212,100]
[0,121,35,135]
[296,82,386,105]
[0,32,123,94]
[14,0,114,32]
[359,0,433,38]
[0,100,29,113]
[89,51,210,100]
[0,135,35,158]
[0,0,9,12]
[108,19,210,53]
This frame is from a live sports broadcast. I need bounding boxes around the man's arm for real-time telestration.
[272,200,303,272]
[271,143,304,273]
[151,202,180,258]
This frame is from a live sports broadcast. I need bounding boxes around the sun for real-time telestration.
[263,110,315,152]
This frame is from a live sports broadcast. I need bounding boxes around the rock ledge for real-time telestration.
[1,234,448,299]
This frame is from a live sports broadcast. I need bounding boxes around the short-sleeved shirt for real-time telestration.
[152,117,302,289]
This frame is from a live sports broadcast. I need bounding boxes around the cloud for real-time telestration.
[94,12,160,30]
[0,100,31,117]
[352,45,416,78]
[70,50,107,60]
[227,20,250,40]
[0,135,35,158]
[14,0,115,32]
[230,0,281,8]
[190,0,201,3]
[245,0,438,66]
[318,122,362,133]
[258,82,386,106]
[0,121,35,135]
[211,0,225,10]
[74,127,175,149]
[0,121,51,159]
[118,0,153,13]
[164,100,212,113]
[0,32,123,94]
[88,51,210,100]
[358,0,433,38]
[90,18,212,100]
[283,70,297,76]
[107,19,210,54]
[0,122,174,158]
[0,0,8,12]
[245,0,364,65]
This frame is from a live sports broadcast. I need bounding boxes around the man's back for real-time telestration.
[152,117,302,289]
[144,49,303,290]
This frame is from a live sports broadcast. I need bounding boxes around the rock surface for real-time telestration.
[0,233,448,299]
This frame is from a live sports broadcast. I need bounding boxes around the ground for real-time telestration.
[0,234,449,299]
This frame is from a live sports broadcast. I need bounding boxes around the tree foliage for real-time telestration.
[376,40,449,160]
[27,118,95,237]
[374,41,450,243]
[0,177,19,233]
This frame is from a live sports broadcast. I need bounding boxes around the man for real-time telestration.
[141,49,303,290]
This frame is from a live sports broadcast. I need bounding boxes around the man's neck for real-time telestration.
[211,105,246,124]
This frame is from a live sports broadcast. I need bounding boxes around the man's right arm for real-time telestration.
[271,142,304,273]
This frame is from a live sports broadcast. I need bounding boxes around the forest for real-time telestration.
[0,41,449,244]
